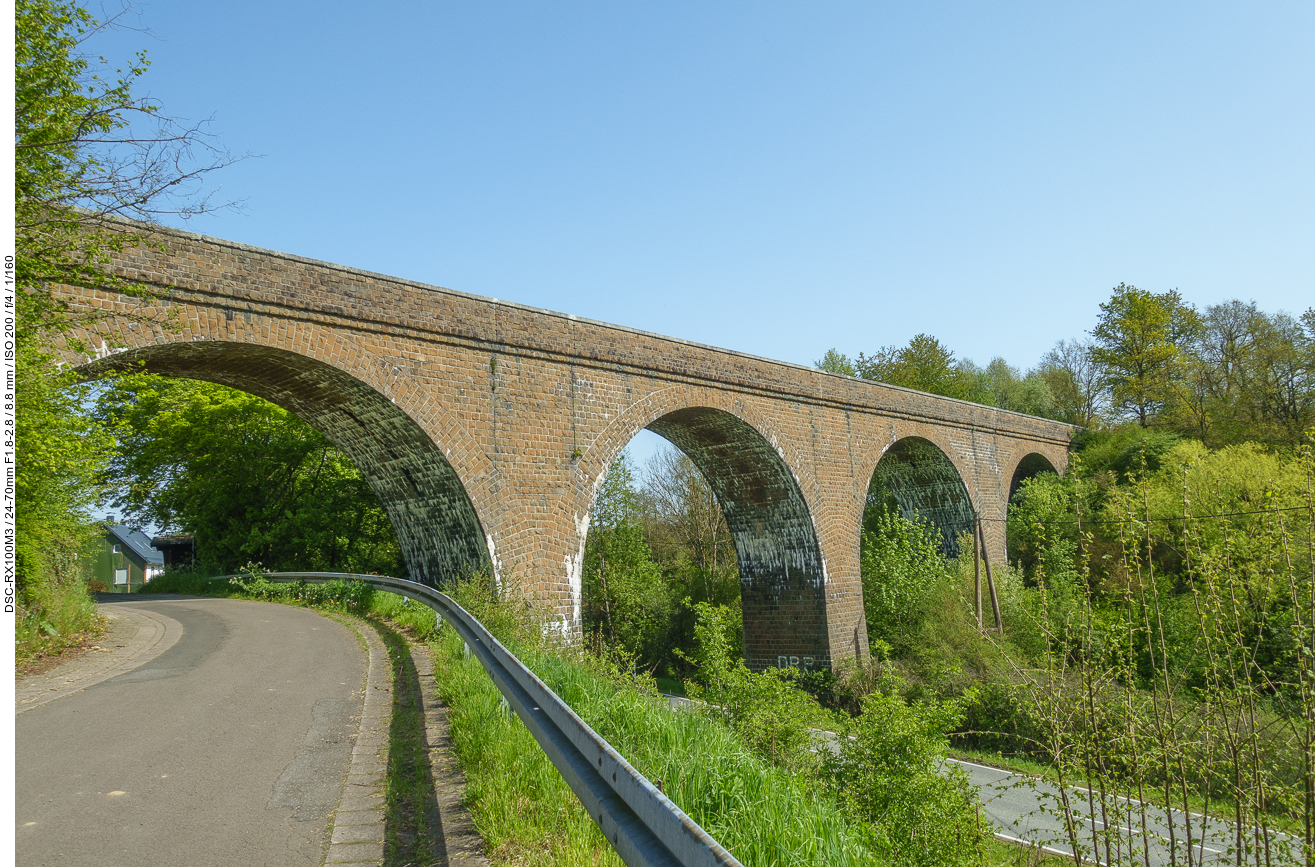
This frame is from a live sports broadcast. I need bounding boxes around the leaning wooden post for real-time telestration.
[978,516,1003,633]
[973,519,983,631]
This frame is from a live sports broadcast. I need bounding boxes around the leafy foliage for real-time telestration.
[825,680,986,867]
[681,602,834,773]
[95,374,404,576]
[815,348,858,377]
[13,346,114,659]
[860,505,949,652]
[1090,284,1203,427]
[826,283,1313,444]
[994,434,1315,866]
[857,333,965,397]
[583,448,742,676]
[227,573,376,613]
[13,0,233,662]
[16,0,235,347]
[850,333,1064,421]
[582,454,673,667]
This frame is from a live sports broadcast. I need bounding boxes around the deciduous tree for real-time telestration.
[1038,339,1104,427]
[1090,284,1201,427]
[857,334,965,398]
[815,348,857,377]
[14,0,233,657]
[582,454,672,667]
[94,375,404,576]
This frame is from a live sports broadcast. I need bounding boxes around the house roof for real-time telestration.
[107,524,165,566]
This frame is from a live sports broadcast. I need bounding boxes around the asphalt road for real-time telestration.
[16,596,367,867]
[955,757,1295,867]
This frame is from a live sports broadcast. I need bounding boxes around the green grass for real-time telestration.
[17,578,104,665]
[369,591,441,640]
[427,624,624,866]
[414,591,876,867]
[654,675,687,697]
[982,836,1068,867]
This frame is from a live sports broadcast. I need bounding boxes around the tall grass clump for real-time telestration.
[15,535,102,664]
[368,589,440,639]
[425,576,876,867]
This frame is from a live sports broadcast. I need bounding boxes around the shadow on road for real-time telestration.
[378,621,449,866]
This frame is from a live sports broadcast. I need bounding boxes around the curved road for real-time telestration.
[17,596,367,867]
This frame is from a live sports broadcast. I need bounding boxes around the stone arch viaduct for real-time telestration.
[64,224,1073,671]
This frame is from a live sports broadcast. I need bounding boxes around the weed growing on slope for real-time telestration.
[423,577,876,867]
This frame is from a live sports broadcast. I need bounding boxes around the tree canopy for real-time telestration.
[13,0,231,656]
[14,1,251,660]
[94,375,405,576]
[819,284,1313,446]
[1090,284,1202,427]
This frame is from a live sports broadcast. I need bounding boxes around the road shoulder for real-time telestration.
[15,600,184,714]
[324,615,392,866]
[411,641,489,866]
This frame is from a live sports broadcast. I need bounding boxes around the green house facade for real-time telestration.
[92,525,164,593]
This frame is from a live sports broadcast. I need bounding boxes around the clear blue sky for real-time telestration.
[93,1,1313,374]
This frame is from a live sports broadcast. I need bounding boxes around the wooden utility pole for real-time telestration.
[977,516,1002,633]
[973,524,983,630]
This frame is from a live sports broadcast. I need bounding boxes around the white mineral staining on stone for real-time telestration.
[564,511,589,631]
[486,534,502,594]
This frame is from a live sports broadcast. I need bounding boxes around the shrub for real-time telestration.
[860,506,948,652]
[16,537,101,663]
[680,601,836,773]
[139,568,225,596]
[825,674,987,867]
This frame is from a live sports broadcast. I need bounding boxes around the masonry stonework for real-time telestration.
[66,223,1073,672]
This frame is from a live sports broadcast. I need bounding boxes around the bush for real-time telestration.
[825,675,987,867]
[16,555,101,663]
[225,573,375,614]
[860,506,949,652]
[1006,471,1081,586]
[680,601,836,773]
[141,564,376,615]
[139,569,223,596]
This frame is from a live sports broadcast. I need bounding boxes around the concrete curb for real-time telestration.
[15,603,184,714]
[325,619,391,866]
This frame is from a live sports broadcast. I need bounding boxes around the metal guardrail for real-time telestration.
[239,572,744,867]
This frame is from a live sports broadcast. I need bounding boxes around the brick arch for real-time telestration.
[76,324,499,587]
[575,387,830,671]
[856,431,977,556]
[577,386,821,513]
[1008,452,1060,503]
